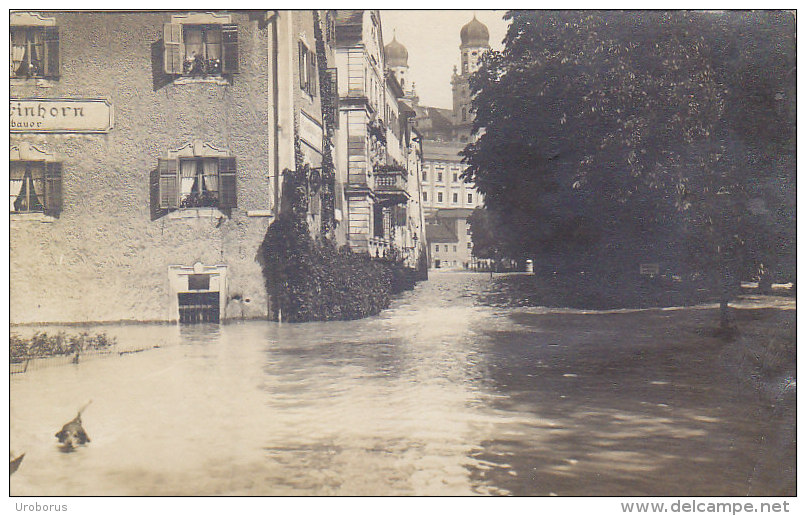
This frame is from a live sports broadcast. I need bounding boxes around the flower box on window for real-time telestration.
[158,154,236,211]
[163,22,238,78]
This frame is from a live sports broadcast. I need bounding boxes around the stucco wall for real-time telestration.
[10,11,273,323]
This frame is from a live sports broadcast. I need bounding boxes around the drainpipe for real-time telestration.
[268,10,281,215]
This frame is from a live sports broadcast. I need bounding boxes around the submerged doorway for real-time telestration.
[178,292,220,323]
[168,263,228,323]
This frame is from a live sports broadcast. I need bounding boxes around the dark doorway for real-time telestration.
[178,292,220,323]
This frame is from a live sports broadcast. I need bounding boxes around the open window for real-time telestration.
[10,23,59,79]
[156,141,236,212]
[10,144,62,217]
[163,17,238,78]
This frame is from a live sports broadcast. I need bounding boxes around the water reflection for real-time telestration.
[10,272,790,495]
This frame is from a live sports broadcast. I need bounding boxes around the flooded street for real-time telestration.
[10,272,792,496]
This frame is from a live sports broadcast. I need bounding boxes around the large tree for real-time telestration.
[463,11,795,323]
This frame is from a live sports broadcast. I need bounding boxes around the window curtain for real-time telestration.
[184,26,203,60]
[180,159,196,198]
[206,28,222,60]
[11,29,26,76]
[203,158,218,194]
[29,29,43,76]
[9,163,24,212]
[14,170,44,212]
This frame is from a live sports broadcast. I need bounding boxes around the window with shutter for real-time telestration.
[164,22,238,78]
[10,26,57,79]
[10,161,52,214]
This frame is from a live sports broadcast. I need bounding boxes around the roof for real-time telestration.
[426,222,458,243]
[460,15,490,47]
[385,36,408,67]
[422,140,466,162]
[435,207,476,220]
[335,10,364,47]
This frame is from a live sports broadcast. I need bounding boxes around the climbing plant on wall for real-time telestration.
[313,9,336,237]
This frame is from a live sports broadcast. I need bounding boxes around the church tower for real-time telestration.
[384,33,413,98]
[451,14,490,141]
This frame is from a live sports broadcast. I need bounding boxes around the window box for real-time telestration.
[156,141,237,214]
[159,156,236,211]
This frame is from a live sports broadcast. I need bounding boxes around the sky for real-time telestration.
[380,10,510,109]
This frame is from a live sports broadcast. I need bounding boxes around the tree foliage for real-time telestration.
[463,11,795,287]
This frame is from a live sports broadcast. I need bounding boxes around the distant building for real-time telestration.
[393,15,489,269]
[334,10,426,267]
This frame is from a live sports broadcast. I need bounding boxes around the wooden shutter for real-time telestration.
[308,50,317,94]
[44,162,62,216]
[158,158,178,208]
[218,157,237,209]
[163,23,183,75]
[221,24,238,74]
[42,26,60,78]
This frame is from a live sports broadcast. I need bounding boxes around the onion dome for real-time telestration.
[460,15,489,47]
[385,35,408,67]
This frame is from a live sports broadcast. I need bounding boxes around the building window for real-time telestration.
[434,245,439,252]
[467,242,472,249]
[452,192,458,204]
[467,193,473,204]
[158,156,236,210]
[422,170,427,181]
[437,192,443,203]
[453,245,457,253]
[461,107,467,122]
[163,23,238,77]
[10,161,62,215]
[437,171,443,182]
[10,26,59,79]
[422,191,427,202]
[299,41,317,96]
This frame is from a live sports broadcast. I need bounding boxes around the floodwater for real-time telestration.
[9,272,794,496]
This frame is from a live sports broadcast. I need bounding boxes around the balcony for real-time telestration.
[374,165,409,204]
